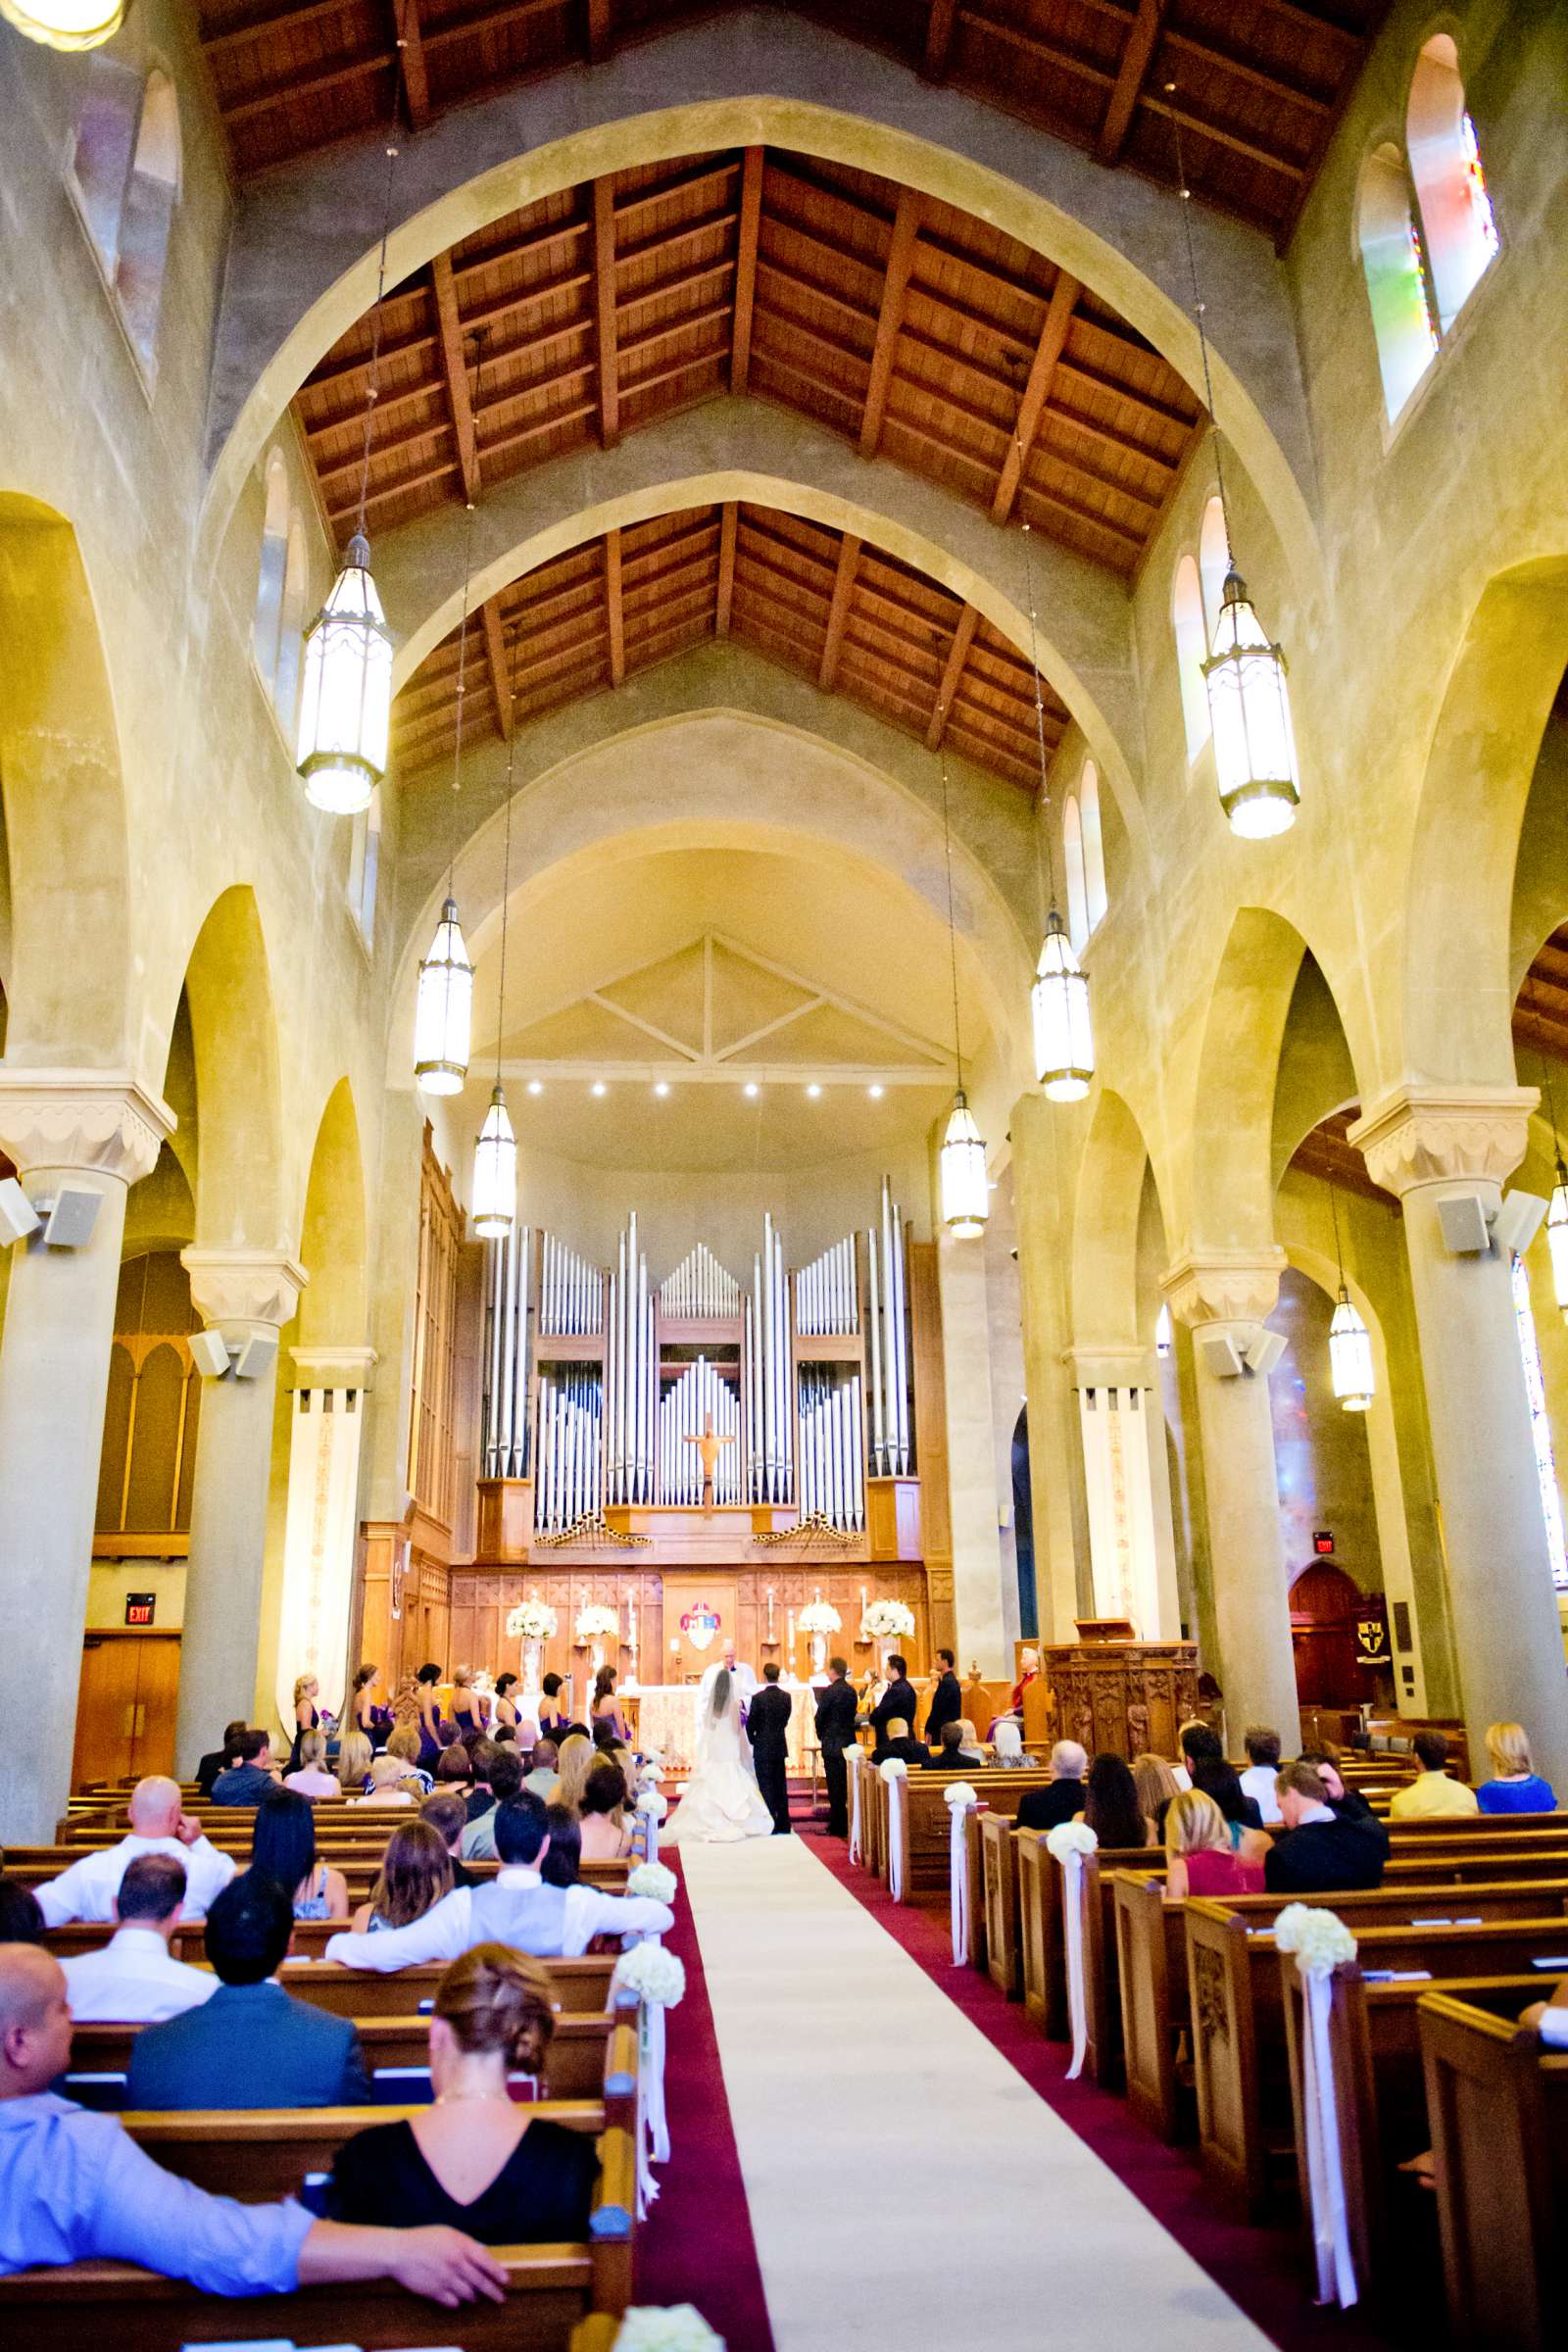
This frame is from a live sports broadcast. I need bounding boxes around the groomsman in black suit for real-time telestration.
[869,1656,920,1750]
[922,1649,962,1748]
[814,1657,859,1838]
[748,1663,793,1836]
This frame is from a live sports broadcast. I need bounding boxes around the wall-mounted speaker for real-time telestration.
[1199,1331,1245,1379]
[43,1188,102,1249]
[234,1332,278,1383]
[1437,1191,1491,1254]
[0,1177,41,1247]
[1243,1328,1288,1378]
[189,1329,230,1380]
[1492,1189,1548,1260]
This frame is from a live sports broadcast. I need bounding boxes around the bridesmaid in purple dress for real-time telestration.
[450,1663,484,1742]
[414,1662,445,1770]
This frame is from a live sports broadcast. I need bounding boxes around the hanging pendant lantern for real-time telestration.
[295,534,394,816]
[0,0,122,42]
[1032,907,1094,1101]
[1329,1287,1374,1412]
[1546,1162,1568,1316]
[1202,569,1299,840]
[940,1091,989,1239]
[471,1085,516,1238]
[415,897,472,1096]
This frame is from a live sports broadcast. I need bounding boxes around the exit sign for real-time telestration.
[1313,1531,1335,1556]
[124,1592,155,1627]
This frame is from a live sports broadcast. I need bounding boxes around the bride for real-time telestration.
[665,1666,774,1844]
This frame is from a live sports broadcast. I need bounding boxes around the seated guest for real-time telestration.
[60,1856,217,2023]
[1298,1747,1387,1838]
[1081,1752,1154,1848]
[1190,1757,1272,1865]
[0,1882,44,1945]
[591,1717,619,1752]
[36,1776,234,1926]
[126,1871,368,2109]
[1006,1645,1040,1717]
[990,1721,1030,1768]
[1017,1740,1089,1830]
[461,1748,525,1860]
[1171,1720,1223,1792]
[252,1788,349,1922]
[420,1791,479,1889]
[210,1729,279,1806]
[352,1819,453,1936]
[1238,1726,1285,1826]
[868,1655,920,1748]
[922,1720,986,1770]
[436,1745,473,1791]
[0,1944,507,2303]
[604,1741,638,1805]
[1388,1729,1480,1820]
[539,1806,581,1888]
[871,1716,928,1767]
[1475,1720,1557,1814]
[334,1727,374,1792]
[324,1793,675,1971]
[318,1947,598,2239]
[1264,1761,1387,1892]
[350,1753,421,1808]
[465,1740,502,1824]
[195,1719,248,1800]
[554,1731,596,1815]
[1131,1752,1181,1840]
[283,1728,342,1800]
[578,1761,636,1858]
[1163,1791,1264,1899]
[387,1724,436,1794]
[524,1738,561,1802]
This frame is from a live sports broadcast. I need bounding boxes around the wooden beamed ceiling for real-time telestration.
[199,0,1386,249]
[392,500,1068,789]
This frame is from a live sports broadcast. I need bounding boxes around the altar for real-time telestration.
[630,1679,819,1778]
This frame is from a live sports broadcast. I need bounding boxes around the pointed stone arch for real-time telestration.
[296,1076,369,1353]
[1070,1086,1168,1350]
[174,885,287,1251]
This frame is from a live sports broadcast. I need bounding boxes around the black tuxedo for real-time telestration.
[873,1735,928,1767]
[923,1670,963,1745]
[1015,1779,1087,1831]
[748,1683,793,1835]
[869,1677,920,1742]
[814,1677,859,1837]
[1263,1814,1388,1893]
[923,1744,985,1771]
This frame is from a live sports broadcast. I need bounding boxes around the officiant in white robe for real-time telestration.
[698,1642,758,1714]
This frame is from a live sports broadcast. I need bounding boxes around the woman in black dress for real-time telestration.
[318,1945,598,2240]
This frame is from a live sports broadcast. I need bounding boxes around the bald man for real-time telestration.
[0,1944,507,2305]
[35,1778,235,1928]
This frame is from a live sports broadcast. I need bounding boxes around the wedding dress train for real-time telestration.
[664,1680,773,1845]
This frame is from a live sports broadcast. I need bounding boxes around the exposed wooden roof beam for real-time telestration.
[859,191,922,459]
[605,529,625,686]
[992,270,1081,523]
[1098,0,1165,164]
[592,175,619,449]
[1140,88,1305,178]
[730,145,763,396]
[394,0,430,129]
[956,9,1116,91]
[430,252,480,504]
[817,533,861,691]
[715,501,737,635]
[923,0,956,78]
[480,600,512,739]
[926,607,979,748]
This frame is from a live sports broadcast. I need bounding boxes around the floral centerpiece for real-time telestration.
[858,1597,915,1641]
[574,1599,621,1673]
[797,1594,842,1674]
[612,2309,722,2352]
[506,1596,558,1695]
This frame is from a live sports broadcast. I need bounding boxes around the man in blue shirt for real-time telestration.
[210,1727,282,1805]
[127,1870,368,2109]
[0,1943,506,2303]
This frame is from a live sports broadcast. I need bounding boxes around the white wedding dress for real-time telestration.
[665,1680,774,1845]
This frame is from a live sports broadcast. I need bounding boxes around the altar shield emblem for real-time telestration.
[681,1601,721,1652]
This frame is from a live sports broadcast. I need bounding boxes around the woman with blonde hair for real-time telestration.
[554,1730,595,1816]
[451,1663,483,1742]
[1131,1753,1181,1841]
[284,1728,342,1800]
[351,1817,454,1933]
[1477,1721,1557,1814]
[1163,1789,1264,1899]
[318,1945,599,2236]
[385,1724,434,1794]
[287,1674,319,1775]
[335,1728,374,1792]
[350,1753,419,1808]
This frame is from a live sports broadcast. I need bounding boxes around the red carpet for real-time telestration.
[633,1848,777,2349]
[806,1824,1417,2352]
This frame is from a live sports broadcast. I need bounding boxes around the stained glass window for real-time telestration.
[1510,1252,1568,1592]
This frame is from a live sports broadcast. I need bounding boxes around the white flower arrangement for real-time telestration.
[797,1599,842,1635]
[612,1940,687,2009]
[612,2306,723,2352]
[943,1781,980,1810]
[574,1602,621,1642]
[637,1788,669,1820]
[878,1757,908,1782]
[627,1861,677,1903]
[637,1757,665,1788]
[1046,1821,1099,1864]
[1274,1902,1358,1979]
[506,1598,558,1641]
[859,1597,916,1641]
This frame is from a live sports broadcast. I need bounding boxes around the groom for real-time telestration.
[747,1663,792,1835]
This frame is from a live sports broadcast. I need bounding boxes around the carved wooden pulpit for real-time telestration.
[1038,1636,1200,1760]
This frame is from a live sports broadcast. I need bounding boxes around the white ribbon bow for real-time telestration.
[847,1746,864,1862]
[880,1759,907,1900]
[945,1785,979,1965]
[1298,1968,1358,2307]
[1061,1847,1090,2078]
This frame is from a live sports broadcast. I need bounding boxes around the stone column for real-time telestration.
[933,1218,1008,1676]
[1161,1251,1301,1743]
[175,1249,305,1773]
[1011,1094,1090,1642]
[1350,1088,1568,1790]
[0,1072,171,1840]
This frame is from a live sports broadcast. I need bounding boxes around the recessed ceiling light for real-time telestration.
[743,1082,760,1099]
[654,1082,669,1098]
[591,1081,608,1098]
[807,1083,822,1100]
[526,1080,543,1097]
[868,1084,884,1100]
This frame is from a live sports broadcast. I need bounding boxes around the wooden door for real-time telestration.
[71,1634,182,1788]
[662,1579,738,1684]
[129,1637,181,1777]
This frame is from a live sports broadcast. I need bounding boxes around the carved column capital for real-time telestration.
[1348,1086,1537,1197]
[290,1345,377,1392]
[0,1070,173,1187]
[181,1248,307,1335]
[1159,1249,1286,1331]
[1063,1344,1158,1390]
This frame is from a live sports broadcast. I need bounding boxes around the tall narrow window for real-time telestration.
[66,63,180,381]
[1172,555,1209,759]
[1511,1252,1568,1592]
[253,454,290,685]
[1198,495,1229,639]
[274,519,308,728]
[1358,142,1440,422]
[1407,34,1497,332]
[67,55,141,271]
[1080,761,1106,932]
[348,787,381,947]
[1062,795,1088,952]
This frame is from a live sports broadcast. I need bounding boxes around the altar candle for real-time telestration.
[766,1586,775,1639]
[786,1606,796,1667]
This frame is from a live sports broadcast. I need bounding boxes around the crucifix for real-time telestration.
[683,1410,735,1515]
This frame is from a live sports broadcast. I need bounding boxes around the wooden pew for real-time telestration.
[280,1954,623,2019]
[882,1769,1054,1903]
[1018,1837,1161,2040]
[1188,1905,1568,2217]
[1418,1990,1568,2350]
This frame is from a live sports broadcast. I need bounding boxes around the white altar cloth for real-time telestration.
[632,1680,817,1777]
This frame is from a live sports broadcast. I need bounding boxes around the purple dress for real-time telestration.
[417,1703,443,1769]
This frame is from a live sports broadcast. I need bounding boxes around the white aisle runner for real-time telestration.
[681,1836,1275,2352]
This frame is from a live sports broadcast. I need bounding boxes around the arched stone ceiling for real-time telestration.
[393,498,1069,794]
[199,0,1380,249]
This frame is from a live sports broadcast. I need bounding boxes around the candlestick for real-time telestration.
[766,1586,775,1640]
[786,1606,796,1670]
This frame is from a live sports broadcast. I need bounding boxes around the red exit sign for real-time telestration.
[1313,1531,1335,1556]
[124,1593,156,1626]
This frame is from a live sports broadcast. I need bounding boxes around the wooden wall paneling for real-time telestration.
[907,1239,955,1654]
